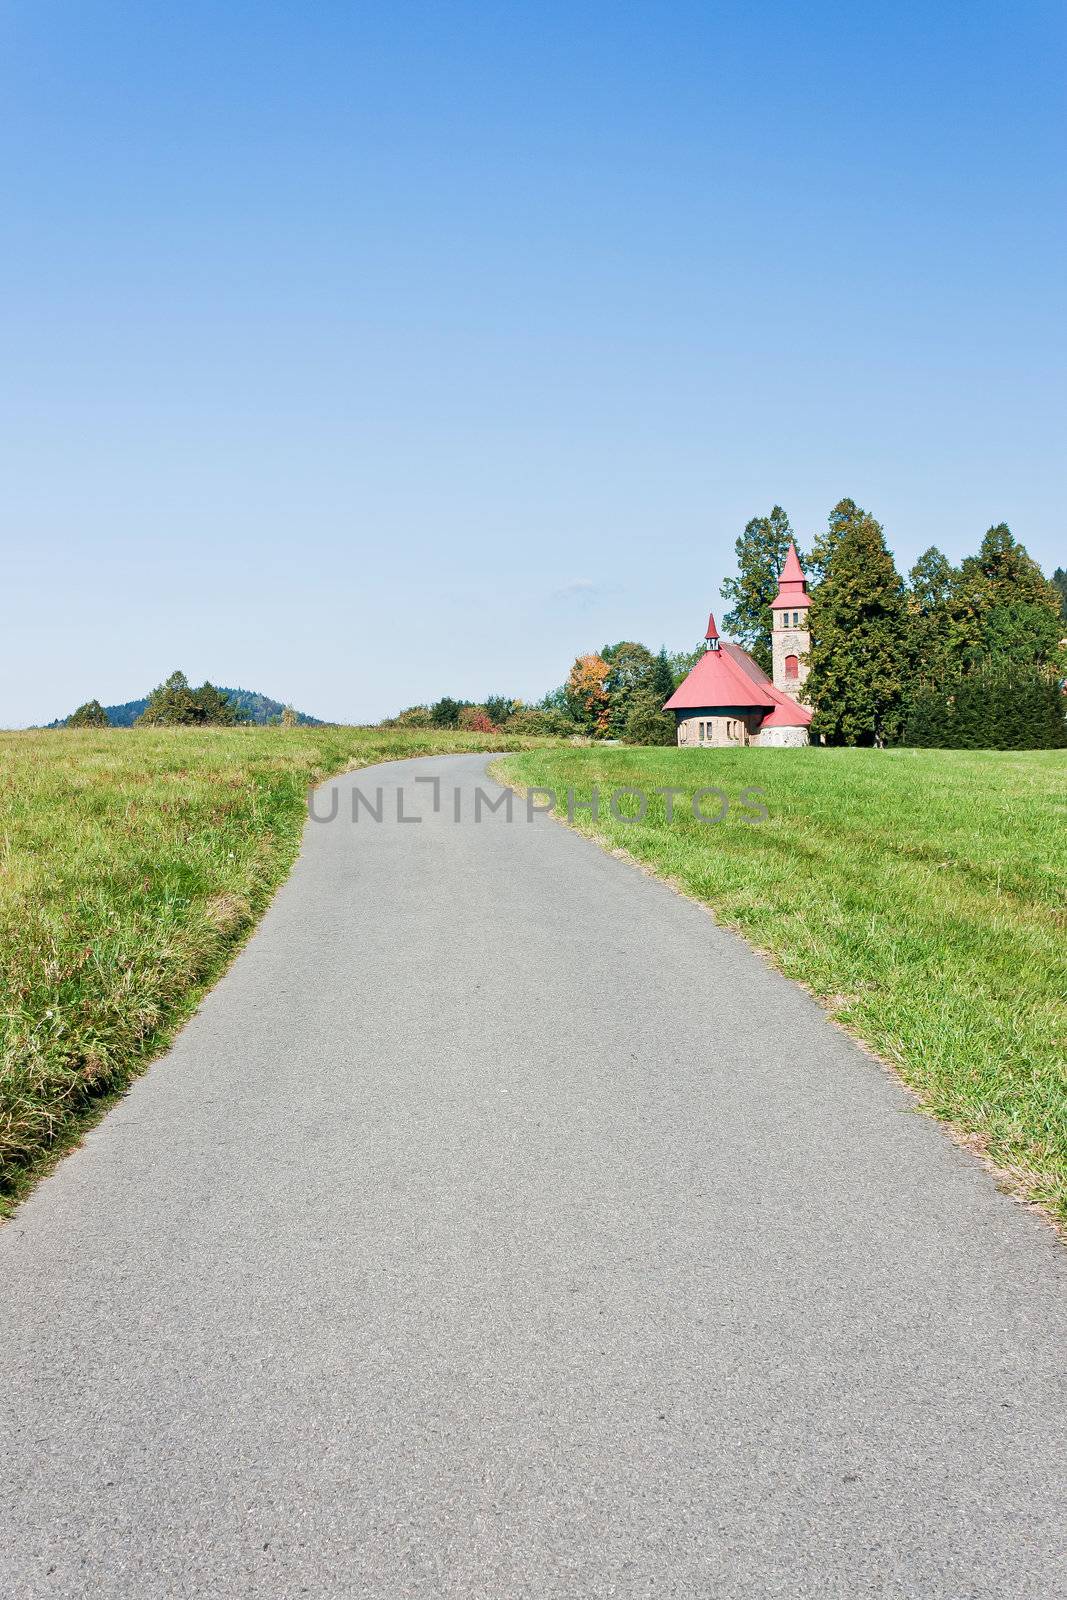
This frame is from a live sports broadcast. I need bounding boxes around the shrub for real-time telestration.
[507,707,582,737]
[384,706,433,729]
[457,706,498,733]
[622,690,676,746]
[903,664,1066,749]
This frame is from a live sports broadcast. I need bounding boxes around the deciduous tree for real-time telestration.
[602,641,657,737]
[720,505,795,674]
[565,653,610,736]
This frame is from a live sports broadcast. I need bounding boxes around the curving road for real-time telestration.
[2,753,1064,1598]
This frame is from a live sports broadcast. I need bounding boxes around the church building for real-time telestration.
[663,541,813,748]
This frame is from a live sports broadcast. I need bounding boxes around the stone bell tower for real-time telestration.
[770,541,811,701]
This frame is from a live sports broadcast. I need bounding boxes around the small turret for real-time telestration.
[705,612,720,651]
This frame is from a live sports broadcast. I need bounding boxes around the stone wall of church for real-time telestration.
[675,710,764,748]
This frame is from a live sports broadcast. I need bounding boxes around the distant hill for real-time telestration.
[49,687,324,728]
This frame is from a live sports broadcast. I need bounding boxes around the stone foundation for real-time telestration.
[754,725,809,748]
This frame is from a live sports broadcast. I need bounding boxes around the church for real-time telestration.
[663,541,813,747]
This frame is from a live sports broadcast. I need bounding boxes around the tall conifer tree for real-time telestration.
[806,502,908,747]
[805,497,861,587]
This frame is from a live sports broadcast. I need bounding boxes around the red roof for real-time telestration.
[760,694,812,729]
[663,637,812,727]
[664,641,773,711]
[770,539,811,610]
[705,612,719,641]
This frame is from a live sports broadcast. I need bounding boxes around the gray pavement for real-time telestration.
[1,752,1064,1599]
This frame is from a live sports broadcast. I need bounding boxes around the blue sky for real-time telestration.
[2,1,1064,725]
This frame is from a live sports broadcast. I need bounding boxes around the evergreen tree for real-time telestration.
[1053,567,1067,619]
[136,672,245,726]
[720,505,795,675]
[951,671,987,749]
[953,525,1063,668]
[650,648,676,704]
[909,546,955,611]
[136,671,200,725]
[66,699,110,728]
[484,695,517,726]
[907,546,958,681]
[981,601,1062,668]
[806,504,909,747]
[430,697,467,728]
[908,663,1066,751]
[903,684,952,747]
[194,682,243,725]
[806,497,860,587]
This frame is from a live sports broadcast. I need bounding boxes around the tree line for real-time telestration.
[510,503,1064,750]
[722,500,1064,747]
[65,673,301,728]
[382,646,685,745]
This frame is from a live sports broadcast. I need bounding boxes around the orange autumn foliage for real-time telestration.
[566,653,610,736]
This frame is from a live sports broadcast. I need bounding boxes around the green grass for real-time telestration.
[0,724,560,1211]
[495,746,1067,1223]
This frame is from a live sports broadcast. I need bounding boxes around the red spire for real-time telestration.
[705,612,719,641]
[779,541,804,583]
[770,540,810,610]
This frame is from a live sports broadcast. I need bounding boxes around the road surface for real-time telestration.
[2,753,1064,1598]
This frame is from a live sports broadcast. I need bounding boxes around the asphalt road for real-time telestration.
[2,753,1064,1599]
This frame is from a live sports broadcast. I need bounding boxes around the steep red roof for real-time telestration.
[705,612,719,641]
[770,539,811,610]
[663,635,812,726]
[721,641,773,690]
[663,641,775,711]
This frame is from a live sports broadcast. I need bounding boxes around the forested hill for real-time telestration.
[49,688,323,728]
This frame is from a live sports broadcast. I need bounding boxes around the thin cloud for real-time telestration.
[549,578,620,609]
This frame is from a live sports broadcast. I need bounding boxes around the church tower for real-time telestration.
[770,541,811,700]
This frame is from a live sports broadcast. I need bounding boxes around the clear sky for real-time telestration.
[2,1,1064,726]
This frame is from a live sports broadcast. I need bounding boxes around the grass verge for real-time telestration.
[494,746,1067,1225]
[0,725,558,1211]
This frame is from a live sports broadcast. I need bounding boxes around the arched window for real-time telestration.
[785,654,799,681]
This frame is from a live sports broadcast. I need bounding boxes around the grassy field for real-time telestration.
[495,746,1067,1223]
[0,725,559,1211]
